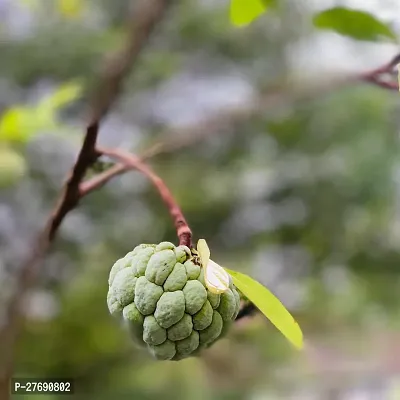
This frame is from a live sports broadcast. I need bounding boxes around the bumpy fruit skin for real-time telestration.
[107,242,241,361]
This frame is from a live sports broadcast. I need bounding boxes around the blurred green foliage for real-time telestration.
[0,81,82,144]
[0,145,27,188]
[0,82,82,187]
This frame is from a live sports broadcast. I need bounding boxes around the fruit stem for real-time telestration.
[98,147,192,248]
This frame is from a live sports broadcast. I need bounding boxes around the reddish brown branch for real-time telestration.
[0,1,171,397]
[358,53,400,90]
[98,146,192,248]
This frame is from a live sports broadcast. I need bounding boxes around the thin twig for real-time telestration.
[358,53,400,90]
[80,163,127,195]
[98,146,192,248]
[0,1,171,397]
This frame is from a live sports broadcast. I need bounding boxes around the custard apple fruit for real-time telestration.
[107,241,241,361]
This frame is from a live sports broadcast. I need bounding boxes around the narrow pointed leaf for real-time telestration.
[225,268,303,349]
[230,0,268,27]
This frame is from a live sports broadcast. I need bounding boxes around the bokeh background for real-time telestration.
[2,0,400,399]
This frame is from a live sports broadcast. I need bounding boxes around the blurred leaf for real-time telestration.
[0,107,33,143]
[20,0,84,17]
[35,81,82,128]
[0,81,82,144]
[39,81,82,110]
[224,268,304,350]
[230,0,269,27]
[0,145,27,187]
[313,7,397,41]
[58,0,83,18]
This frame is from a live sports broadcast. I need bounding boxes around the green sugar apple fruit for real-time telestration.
[107,241,241,361]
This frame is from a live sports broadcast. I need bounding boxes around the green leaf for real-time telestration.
[230,0,268,27]
[313,7,397,42]
[0,81,82,145]
[39,81,82,111]
[57,0,83,18]
[0,107,33,143]
[224,268,304,349]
